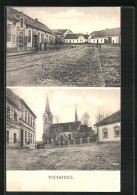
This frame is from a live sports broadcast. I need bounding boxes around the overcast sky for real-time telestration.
[9,87,120,141]
[12,7,120,34]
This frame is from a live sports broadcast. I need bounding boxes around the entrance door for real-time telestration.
[21,129,23,146]
[6,131,9,143]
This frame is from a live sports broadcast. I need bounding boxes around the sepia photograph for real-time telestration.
[6,87,120,171]
[6,7,121,87]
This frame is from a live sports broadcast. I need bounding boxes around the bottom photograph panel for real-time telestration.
[6,87,121,171]
[6,87,121,191]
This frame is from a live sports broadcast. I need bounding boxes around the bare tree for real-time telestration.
[95,109,110,123]
[81,112,91,126]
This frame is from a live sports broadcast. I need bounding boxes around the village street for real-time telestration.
[7,44,120,87]
[6,142,121,170]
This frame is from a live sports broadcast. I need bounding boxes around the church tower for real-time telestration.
[75,105,78,122]
[42,96,53,143]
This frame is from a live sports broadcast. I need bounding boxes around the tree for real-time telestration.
[81,112,91,126]
[95,109,110,123]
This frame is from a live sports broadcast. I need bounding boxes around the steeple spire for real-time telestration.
[45,95,51,113]
[75,105,78,122]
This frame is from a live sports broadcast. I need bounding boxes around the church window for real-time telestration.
[102,128,108,138]
[114,125,120,137]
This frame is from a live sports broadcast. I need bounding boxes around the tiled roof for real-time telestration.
[91,28,120,38]
[64,34,80,39]
[7,7,52,34]
[7,88,37,118]
[95,110,121,126]
[24,15,52,34]
[7,7,22,21]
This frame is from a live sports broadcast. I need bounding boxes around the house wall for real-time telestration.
[112,36,120,43]
[90,37,108,43]
[64,36,88,44]
[98,122,120,142]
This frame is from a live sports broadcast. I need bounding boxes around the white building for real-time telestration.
[94,111,121,142]
[88,28,120,44]
[64,34,89,44]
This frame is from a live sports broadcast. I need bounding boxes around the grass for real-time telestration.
[6,142,121,170]
[98,44,121,87]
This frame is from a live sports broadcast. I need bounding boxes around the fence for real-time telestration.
[54,136,97,147]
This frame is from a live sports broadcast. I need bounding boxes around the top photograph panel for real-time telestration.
[6,7,121,87]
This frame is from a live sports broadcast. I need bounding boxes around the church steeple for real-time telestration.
[45,96,51,113]
[75,105,78,122]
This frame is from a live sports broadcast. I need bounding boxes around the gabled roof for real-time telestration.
[90,28,120,38]
[51,121,81,132]
[95,110,121,127]
[7,7,52,34]
[64,34,79,39]
[52,29,73,36]
[64,33,89,40]
[7,88,37,118]
[7,7,22,21]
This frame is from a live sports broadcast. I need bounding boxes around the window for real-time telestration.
[6,131,9,143]
[28,113,30,124]
[33,135,34,144]
[102,128,108,138]
[101,39,102,42]
[14,111,17,122]
[31,117,32,126]
[77,40,78,42]
[73,40,74,42]
[31,134,32,144]
[114,126,120,137]
[20,18,23,28]
[28,132,30,142]
[25,110,27,122]
[21,106,24,119]
[7,106,10,119]
[28,30,31,43]
[33,119,35,128]
[25,131,27,143]
[7,24,11,42]
[14,133,16,143]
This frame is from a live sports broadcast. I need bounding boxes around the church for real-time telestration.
[42,96,93,144]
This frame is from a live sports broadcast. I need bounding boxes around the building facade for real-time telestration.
[94,111,121,142]
[88,28,120,44]
[6,89,37,148]
[42,96,93,144]
[64,34,89,44]
[7,7,55,53]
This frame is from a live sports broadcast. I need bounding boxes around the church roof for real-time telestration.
[51,121,81,132]
[50,121,91,132]
[45,96,51,113]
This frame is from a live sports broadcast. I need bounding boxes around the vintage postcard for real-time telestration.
[6,6,121,192]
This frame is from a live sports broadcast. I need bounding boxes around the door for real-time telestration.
[21,129,23,146]
[6,131,9,143]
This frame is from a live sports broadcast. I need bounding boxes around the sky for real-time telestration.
[12,7,120,34]
[9,87,120,141]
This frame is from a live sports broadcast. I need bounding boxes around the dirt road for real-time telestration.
[7,45,105,87]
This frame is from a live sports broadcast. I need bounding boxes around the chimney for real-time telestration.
[35,18,38,21]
